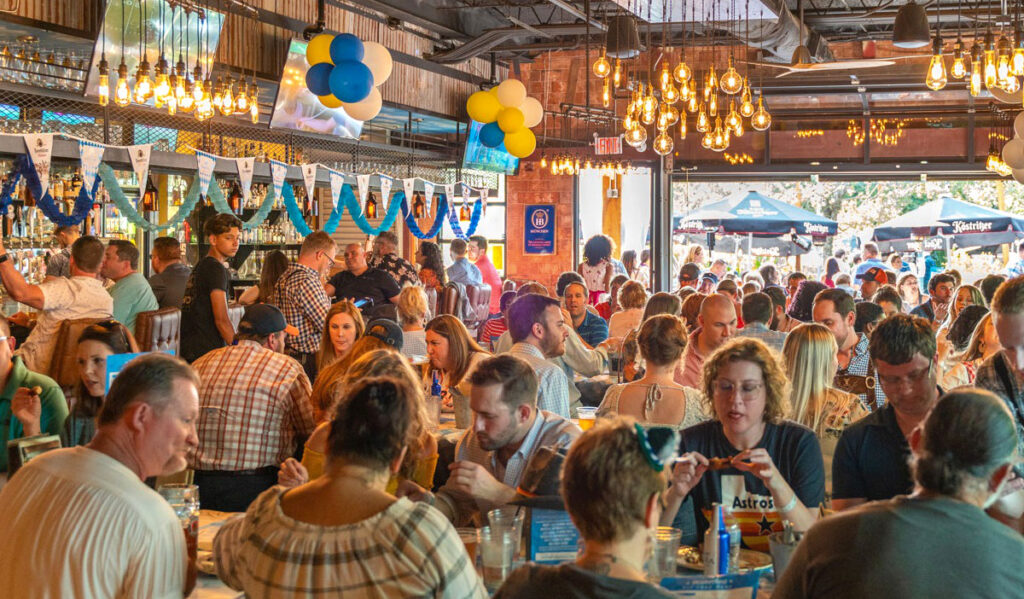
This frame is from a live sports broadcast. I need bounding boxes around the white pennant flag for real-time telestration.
[402,178,416,207]
[24,133,54,197]
[78,140,105,200]
[356,174,371,205]
[235,156,255,203]
[300,163,318,204]
[269,159,289,202]
[423,181,435,214]
[327,169,345,209]
[129,144,153,194]
[480,187,489,216]
[444,183,456,213]
[378,175,393,214]
[195,150,217,198]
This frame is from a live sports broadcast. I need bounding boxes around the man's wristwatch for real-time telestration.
[0,253,10,265]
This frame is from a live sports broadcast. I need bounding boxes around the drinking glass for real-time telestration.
[576,407,598,431]
[647,526,682,582]
[477,526,514,592]
[487,507,525,558]
[456,527,478,564]
[157,484,200,565]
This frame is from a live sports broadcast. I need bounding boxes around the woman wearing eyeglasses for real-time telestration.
[661,338,824,550]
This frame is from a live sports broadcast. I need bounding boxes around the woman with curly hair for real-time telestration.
[661,337,824,549]
[415,241,447,293]
[578,235,614,305]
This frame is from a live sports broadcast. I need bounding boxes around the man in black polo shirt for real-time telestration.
[832,314,940,511]
[326,243,401,308]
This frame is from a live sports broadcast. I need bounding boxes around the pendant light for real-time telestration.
[605,14,641,59]
[751,94,772,131]
[114,0,130,106]
[925,14,947,91]
[97,15,109,106]
[893,0,932,49]
[364,191,378,219]
[133,0,153,103]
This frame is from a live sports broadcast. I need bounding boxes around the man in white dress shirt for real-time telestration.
[0,354,200,598]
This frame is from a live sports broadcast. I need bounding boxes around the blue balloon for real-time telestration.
[329,34,364,64]
[328,60,374,103]
[479,122,505,148]
[305,62,333,96]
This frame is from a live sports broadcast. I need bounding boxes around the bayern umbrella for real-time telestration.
[870,195,1024,252]
[674,190,838,237]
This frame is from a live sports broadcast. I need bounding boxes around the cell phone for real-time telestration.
[353,298,369,308]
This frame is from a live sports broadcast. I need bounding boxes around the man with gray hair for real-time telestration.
[0,354,200,596]
[368,230,419,286]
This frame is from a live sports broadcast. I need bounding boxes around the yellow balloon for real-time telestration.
[503,127,536,158]
[496,79,527,107]
[466,90,502,124]
[318,93,343,108]
[306,34,334,66]
[497,107,524,133]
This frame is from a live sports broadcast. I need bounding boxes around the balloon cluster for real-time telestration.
[1002,112,1024,182]
[466,79,544,159]
[304,33,393,121]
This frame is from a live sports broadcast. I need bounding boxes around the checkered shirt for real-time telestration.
[269,263,330,355]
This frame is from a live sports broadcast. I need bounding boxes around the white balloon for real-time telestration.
[342,87,382,121]
[496,79,527,108]
[1013,166,1024,184]
[1004,138,1024,169]
[1015,112,1024,140]
[362,41,393,86]
[520,97,544,128]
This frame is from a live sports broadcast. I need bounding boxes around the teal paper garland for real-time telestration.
[207,183,279,231]
[98,163,204,232]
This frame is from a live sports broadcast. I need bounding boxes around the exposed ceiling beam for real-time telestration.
[337,0,468,39]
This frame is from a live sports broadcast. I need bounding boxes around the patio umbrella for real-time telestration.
[870,195,1024,252]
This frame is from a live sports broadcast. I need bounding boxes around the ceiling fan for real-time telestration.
[738,56,920,77]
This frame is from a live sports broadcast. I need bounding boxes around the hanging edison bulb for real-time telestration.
[114,62,130,107]
[708,92,718,117]
[612,58,623,88]
[250,99,259,124]
[212,77,224,110]
[133,56,153,103]
[696,104,709,132]
[625,124,648,147]
[679,78,691,102]
[686,93,698,113]
[1005,73,1021,93]
[653,132,674,155]
[701,130,713,149]
[707,65,718,92]
[236,81,250,112]
[192,72,205,103]
[951,39,967,79]
[623,112,637,131]
[550,158,559,175]
[166,93,177,116]
[711,117,727,152]
[153,73,170,108]
[703,78,712,102]
[732,117,744,137]
[678,115,687,139]
[970,60,983,96]
[720,59,743,95]
[1014,46,1024,77]
[985,31,998,89]
[739,84,754,117]
[725,101,741,131]
[663,80,679,104]
[593,48,611,78]
[751,95,772,131]
[642,84,658,114]
[220,79,235,116]
[674,59,691,83]
[97,55,109,107]
[174,72,188,103]
[640,103,656,126]
[573,157,581,174]
[925,35,947,91]
[602,78,611,108]
[660,60,672,90]
[657,102,679,130]
[179,78,195,112]
[997,53,1011,87]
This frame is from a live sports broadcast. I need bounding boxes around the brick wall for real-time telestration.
[505,160,575,291]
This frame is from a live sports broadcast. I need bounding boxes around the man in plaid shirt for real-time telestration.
[191,304,316,512]
[269,231,335,382]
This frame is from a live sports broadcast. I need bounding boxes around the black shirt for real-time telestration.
[832,403,913,502]
[328,267,401,306]
[678,420,825,551]
[180,256,231,363]
[495,564,675,599]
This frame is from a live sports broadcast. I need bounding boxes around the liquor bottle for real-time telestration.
[228,181,242,215]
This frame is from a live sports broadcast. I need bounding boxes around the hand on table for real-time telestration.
[11,386,41,437]
[447,461,508,504]
[667,452,709,500]
[277,458,309,488]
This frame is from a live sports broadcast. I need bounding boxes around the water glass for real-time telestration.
[647,526,682,582]
[158,484,200,564]
[487,507,525,558]
[477,526,515,592]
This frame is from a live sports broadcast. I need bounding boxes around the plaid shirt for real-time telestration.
[215,490,486,598]
[368,251,419,287]
[269,263,330,355]
[507,342,571,418]
[191,341,316,471]
[839,333,887,409]
[735,322,788,354]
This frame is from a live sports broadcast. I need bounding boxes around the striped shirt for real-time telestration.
[438,410,581,526]
[269,263,330,355]
[507,342,571,418]
[191,341,316,471]
[214,489,486,598]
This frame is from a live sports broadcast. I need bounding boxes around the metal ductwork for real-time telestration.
[718,0,834,64]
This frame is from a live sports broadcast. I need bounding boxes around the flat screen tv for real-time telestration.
[462,120,519,175]
[269,39,363,139]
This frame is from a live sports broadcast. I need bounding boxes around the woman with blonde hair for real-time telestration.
[426,315,491,427]
[936,284,985,358]
[397,286,429,358]
[279,350,439,496]
[316,301,365,372]
[662,338,824,548]
[897,272,924,313]
[782,323,868,501]
[312,335,391,421]
[608,280,648,338]
[598,315,706,429]
[684,243,705,267]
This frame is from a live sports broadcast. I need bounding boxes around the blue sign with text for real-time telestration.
[524,204,556,255]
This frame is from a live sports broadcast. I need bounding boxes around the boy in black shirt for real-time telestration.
[181,213,242,362]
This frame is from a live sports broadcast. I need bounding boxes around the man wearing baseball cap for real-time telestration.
[678,262,702,290]
[190,304,316,511]
[856,266,889,301]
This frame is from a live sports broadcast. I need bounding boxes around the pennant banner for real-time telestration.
[78,140,105,201]
[481,187,489,216]
[356,174,370,205]
[195,150,217,200]
[128,144,153,194]
[269,159,289,203]
[379,174,393,214]
[235,156,255,203]
[24,133,54,198]
[423,181,435,214]
[301,163,318,204]
[327,168,345,209]
[444,183,455,213]
[402,178,416,208]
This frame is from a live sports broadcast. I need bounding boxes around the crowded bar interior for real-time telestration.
[0,0,1024,597]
